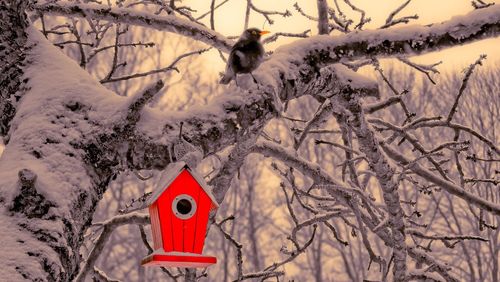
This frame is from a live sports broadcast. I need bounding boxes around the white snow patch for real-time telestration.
[0,27,132,278]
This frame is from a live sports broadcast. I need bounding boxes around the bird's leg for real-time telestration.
[250,73,259,84]
[250,73,262,90]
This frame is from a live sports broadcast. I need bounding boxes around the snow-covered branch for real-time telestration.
[0,0,30,136]
[332,94,407,280]
[29,2,500,63]
[29,2,234,52]
[380,143,500,216]
[75,213,149,282]
[253,140,460,281]
[3,1,499,281]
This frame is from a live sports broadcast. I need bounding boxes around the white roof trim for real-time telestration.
[146,161,219,208]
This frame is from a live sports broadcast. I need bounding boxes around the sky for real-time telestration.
[186,0,499,73]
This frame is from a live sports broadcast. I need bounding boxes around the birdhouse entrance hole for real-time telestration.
[172,194,196,219]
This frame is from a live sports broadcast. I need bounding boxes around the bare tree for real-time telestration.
[0,0,499,281]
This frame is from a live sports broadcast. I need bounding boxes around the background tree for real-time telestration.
[0,0,499,281]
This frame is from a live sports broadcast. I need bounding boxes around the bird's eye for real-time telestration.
[252,31,257,35]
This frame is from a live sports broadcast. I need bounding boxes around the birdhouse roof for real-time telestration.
[146,162,219,208]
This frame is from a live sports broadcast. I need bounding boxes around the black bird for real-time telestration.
[220,28,270,85]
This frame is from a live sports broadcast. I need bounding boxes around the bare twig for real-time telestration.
[381,143,500,216]
[75,213,149,282]
[100,48,210,83]
[248,2,291,25]
[446,54,486,123]
[196,0,231,20]
[397,57,441,84]
[380,0,418,29]
[343,0,370,29]
[262,30,310,44]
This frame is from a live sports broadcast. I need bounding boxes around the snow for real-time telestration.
[136,87,256,141]
[0,27,129,279]
[255,4,500,90]
[147,161,219,207]
[0,27,122,205]
[33,1,234,52]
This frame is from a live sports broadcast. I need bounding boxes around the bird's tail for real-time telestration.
[219,69,234,84]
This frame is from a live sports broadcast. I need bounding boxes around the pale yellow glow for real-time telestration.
[187,0,499,73]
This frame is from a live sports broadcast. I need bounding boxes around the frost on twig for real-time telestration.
[262,29,310,45]
[397,57,441,84]
[100,47,210,83]
[30,2,234,52]
[253,141,459,281]
[381,143,500,216]
[471,0,494,9]
[380,0,419,29]
[247,0,291,25]
[342,0,371,29]
[332,93,407,280]
[75,213,149,282]
[408,229,488,249]
[446,54,486,123]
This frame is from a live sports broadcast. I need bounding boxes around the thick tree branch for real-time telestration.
[316,0,330,34]
[332,94,407,280]
[29,2,234,52]
[253,140,459,281]
[380,142,500,216]
[0,0,30,137]
[29,2,500,62]
[75,213,149,282]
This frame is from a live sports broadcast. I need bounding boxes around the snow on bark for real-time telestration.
[2,2,500,280]
[0,0,30,136]
[75,213,149,282]
[252,141,460,281]
[332,94,407,281]
[381,142,500,216]
[0,26,124,281]
[0,18,379,282]
[30,1,234,52]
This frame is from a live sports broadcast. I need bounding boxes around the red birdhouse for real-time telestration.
[141,162,219,268]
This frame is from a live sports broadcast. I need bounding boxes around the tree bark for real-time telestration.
[0,0,29,136]
[2,2,500,281]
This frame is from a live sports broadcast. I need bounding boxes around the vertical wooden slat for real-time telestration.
[158,189,174,251]
[193,190,211,253]
[182,183,200,253]
[149,204,162,250]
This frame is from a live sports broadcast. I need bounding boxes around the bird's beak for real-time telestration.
[259,30,270,35]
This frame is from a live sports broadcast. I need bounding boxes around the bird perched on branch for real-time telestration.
[220,28,270,85]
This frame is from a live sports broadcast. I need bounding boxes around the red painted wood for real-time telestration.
[174,170,201,252]
[157,189,174,251]
[148,167,218,265]
[168,170,196,252]
[193,188,211,253]
[141,253,216,268]
[149,204,162,250]
[181,190,196,252]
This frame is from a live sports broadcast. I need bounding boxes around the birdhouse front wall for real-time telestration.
[149,203,163,250]
[155,169,213,254]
